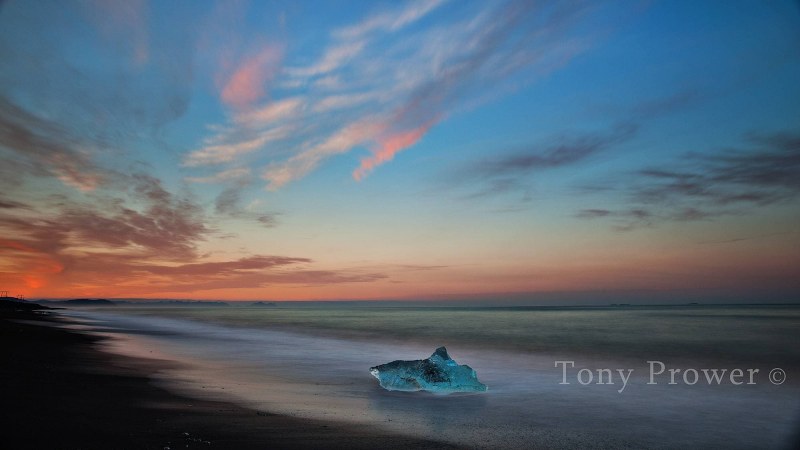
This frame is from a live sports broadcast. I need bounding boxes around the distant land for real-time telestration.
[36,299,233,307]
[0,297,50,311]
[25,298,800,309]
[65,299,115,306]
[37,298,115,306]
[115,300,230,307]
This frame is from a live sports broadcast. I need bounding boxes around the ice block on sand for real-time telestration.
[369,346,487,393]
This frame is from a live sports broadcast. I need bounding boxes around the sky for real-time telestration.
[0,0,798,302]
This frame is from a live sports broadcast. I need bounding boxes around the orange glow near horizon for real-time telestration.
[2,239,797,301]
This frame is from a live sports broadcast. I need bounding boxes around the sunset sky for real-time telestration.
[0,0,798,302]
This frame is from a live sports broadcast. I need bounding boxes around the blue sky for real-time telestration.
[0,0,798,301]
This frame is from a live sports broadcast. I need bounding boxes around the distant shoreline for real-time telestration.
[29,297,800,310]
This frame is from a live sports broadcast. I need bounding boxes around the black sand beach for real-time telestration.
[0,300,455,449]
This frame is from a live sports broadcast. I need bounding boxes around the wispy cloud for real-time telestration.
[234,97,304,127]
[590,88,705,121]
[186,169,280,228]
[353,119,437,181]
[0,171,211,294]
[468,124,637,178]
[220,46,283,109]
[263,117,383,189]
[633,131,800,207]
[451,123,638,198]
[184,126,293,167]
[333,0,448,39]
[575,208,655,232]
[286,40,367,78]
[0,169,384,295]
[0,198,29,209]
[186,0,610,189]
[131,255,309,276]
[697,231,798,245]
[185,167,251,184]
[577,129,800,230]
[312,92,380,113]
[62,174,208,260]
[0,96,105,192]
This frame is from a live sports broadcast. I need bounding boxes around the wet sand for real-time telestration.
[0,300,456,449]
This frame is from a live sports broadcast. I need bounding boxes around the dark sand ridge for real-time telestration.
[0,299,457,449]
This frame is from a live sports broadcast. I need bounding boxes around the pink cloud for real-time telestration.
[194,0,606,190]
[353,120,437,181]
[221,46,282,109]
[263,117,383,190]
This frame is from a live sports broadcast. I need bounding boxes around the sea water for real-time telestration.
[60,304,800,448]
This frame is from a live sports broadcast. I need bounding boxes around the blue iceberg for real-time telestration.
[369,346,488,393]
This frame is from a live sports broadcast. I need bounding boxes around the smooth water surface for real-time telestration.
[61,305,800,448]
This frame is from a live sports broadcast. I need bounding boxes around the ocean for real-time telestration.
[60,304,800,448]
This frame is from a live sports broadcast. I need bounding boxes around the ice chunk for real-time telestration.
[369,346,487,393]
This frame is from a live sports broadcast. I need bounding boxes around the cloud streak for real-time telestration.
[450,123,638,199]
[221,46,283,109]
[633,131,800,207]
[0,169,386,296]
[0,96,105,192]
[577,129,800,230]
[469,124,637,178]
[185,0,611,189]
[184,126,293,167]
[334,0,448,39]
[0,84,382,295]
[353,119,437,181]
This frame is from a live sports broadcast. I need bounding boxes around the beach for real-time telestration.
[0,301,454,449]
[26,303,800,449]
